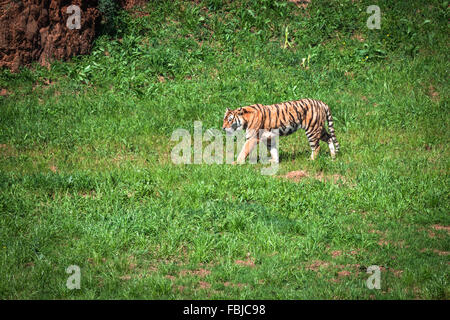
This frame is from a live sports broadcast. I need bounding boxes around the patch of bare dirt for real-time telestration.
[281,170,353,186]
[337,270,351,277]
[121,0,149,17]
[368,229,385,236]
[420,248,449,256]
[173,285,186,293]
[368,228,407,248]
[431,224,450,233]
[390,268,403,277]
[128,263,137,270]
[235,252,255,268]
[331,250,342,258]
[377,239,409,248]
[87,257,107,266]
[331,249,360,259]
[179,268,211,278]
[284,170,308,182]
[148,266,158,273]
[321,263,366,283]
[351,32,365,42]
[155,247,189,267]
[306,260,330,271]
[288,0,310,9]
[235,258,255,267]
[80,190,97,199]
[428,84,440,102]
[198,281,211,290]
[119,275,131,281]
[224,282,247,289]
[0,144,16,157]
[0,88,11,96]
[329,264,359,283]
[344,71,354,79]
[112,152,138,165]
[119,0,148,10]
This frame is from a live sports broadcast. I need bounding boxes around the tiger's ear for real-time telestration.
[237,107,244,115]
[226,108,231,112]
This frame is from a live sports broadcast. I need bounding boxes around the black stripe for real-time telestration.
[267,107,272,127]
[298,100,307,116]
[288,111,296,126]
[293,106,302,126]
[254,104,263,128]
[275,104,280,128]
[305,108,313,129]
[262,106,267,129]
[280,105,287,126]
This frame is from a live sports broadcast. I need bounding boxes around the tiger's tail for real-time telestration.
[324,104,340,153]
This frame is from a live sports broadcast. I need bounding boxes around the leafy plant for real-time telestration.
[98,0,119,35]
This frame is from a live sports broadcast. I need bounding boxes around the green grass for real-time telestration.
[0,0,448,299]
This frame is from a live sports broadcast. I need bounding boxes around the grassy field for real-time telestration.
[0,0,448,299]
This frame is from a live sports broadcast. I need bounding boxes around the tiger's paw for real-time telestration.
[268,158,279,164]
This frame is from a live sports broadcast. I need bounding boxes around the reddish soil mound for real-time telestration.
[0,0,102,71]
[284,170,309,182]
[0,0,147,72]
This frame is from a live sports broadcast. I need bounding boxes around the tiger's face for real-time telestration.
[222,108,244,134]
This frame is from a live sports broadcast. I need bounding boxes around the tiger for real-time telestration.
[222,99,340,164]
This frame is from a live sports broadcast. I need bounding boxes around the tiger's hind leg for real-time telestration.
[319,129,336,159]
[310,143,320,160]
[306,129,321,160]
[262,137,279,163]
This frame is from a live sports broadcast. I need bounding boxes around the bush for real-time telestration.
[98,0,119,35]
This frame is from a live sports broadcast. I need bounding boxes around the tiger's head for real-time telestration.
[222,107,246,134]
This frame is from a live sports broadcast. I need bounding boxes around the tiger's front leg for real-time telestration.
[233,136,259,164]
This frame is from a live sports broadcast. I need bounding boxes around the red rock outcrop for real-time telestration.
[0,0,101,72]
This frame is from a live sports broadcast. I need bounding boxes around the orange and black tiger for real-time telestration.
[222,99,340,163]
